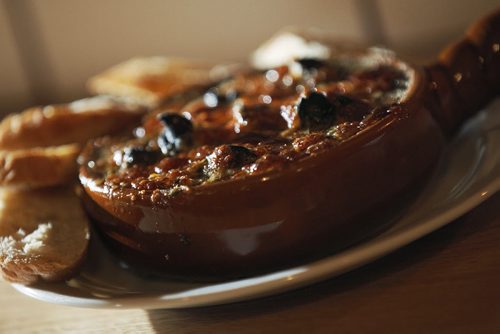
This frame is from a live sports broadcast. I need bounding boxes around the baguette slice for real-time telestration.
[0,95,145,151]
[0,187,90,284]
[0,144,80,188]
[88,57,224,107]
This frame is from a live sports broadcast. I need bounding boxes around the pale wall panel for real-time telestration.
[0,3,32,115]
[378,0,499,62]
[29,0,363,103]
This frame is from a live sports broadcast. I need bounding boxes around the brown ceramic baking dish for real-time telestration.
[79,8,499,279]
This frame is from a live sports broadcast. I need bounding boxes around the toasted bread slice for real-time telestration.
[0,144,80,188]
[0,187,90,284]
[87,57,221,107]
[0,96,145,151]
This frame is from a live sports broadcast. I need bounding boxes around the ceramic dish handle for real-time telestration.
[424,7,499,136]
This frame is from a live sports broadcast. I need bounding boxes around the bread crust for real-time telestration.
[0,144,80,189]
[0,96,145,151]
[87,57,218,107]
[0,187,90,284]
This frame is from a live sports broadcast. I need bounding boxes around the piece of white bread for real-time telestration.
[88,57,225,107]
[0,95,146,151]
[0,144,80,189]
[0,187,90,284]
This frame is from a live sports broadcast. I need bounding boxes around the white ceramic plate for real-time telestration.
[13,99,500,310]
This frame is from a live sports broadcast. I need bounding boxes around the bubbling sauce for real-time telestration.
[80,48,414,200]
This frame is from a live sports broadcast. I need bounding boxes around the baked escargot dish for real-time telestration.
[79,9,499,279]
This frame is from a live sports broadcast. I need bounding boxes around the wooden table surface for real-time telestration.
[1,193,499,333]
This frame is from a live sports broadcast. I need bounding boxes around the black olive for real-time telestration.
[226,145,257,168]
[157,113,193,156]
[297,92,336,129]
[296,58,326,70]
[158,112,193,135]
[290,58,327,79]
[122,146,161,166]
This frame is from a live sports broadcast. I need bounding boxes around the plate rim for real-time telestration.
[12,104,500,310]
